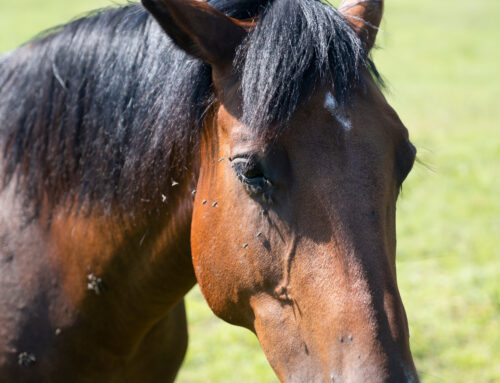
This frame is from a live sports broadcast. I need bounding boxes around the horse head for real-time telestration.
[143,0,418,381]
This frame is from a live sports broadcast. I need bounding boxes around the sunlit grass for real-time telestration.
[1,0,498,382]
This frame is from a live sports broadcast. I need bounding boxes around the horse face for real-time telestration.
[143,0,418,381]
[191,76,417,382]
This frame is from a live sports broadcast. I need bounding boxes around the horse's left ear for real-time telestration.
[339,0,384,52]
[142,0,250,68]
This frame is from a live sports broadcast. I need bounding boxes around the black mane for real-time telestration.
[0,0,377,214]
[238,0,373,135]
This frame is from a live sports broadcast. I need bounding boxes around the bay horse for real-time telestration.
[0,0,419,381]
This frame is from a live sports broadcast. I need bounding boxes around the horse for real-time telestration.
[0,0,419,381]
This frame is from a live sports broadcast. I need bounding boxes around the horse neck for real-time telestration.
[44,163,198,332]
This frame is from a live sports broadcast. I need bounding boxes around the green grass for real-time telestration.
[1,0,499,382]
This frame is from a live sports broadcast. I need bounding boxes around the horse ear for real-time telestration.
[338,0,384,52]
[142,0,250,68]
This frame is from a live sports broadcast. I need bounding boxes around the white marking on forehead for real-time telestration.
[335,114,352,132]
[324,91,337,113]
[324,91,352,132]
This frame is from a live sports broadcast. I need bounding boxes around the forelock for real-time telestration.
[236,0,375,136]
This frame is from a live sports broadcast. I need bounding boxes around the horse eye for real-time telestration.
[395,141,416,186]
[231,157,272,195]
[232,158,264,182]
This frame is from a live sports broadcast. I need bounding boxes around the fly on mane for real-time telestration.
[0,0,379,216]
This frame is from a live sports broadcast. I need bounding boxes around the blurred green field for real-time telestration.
[1,0,498,382]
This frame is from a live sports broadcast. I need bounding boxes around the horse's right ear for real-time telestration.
[142,0,250,68]
[339,0,384,52]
